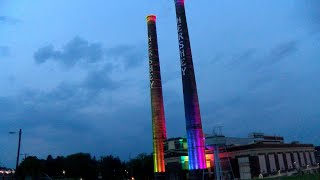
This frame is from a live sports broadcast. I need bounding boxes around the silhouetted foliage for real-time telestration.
[16,152,154,179]
[127,153,153,180]
[99,155,127,180]
[17,156,43,179]
[63,153,97,179]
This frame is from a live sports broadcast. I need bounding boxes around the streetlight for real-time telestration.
[9,129,22,173]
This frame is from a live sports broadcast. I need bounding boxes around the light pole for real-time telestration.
[9,129,22,173]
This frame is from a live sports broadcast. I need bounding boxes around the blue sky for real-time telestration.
[0,0,319,167]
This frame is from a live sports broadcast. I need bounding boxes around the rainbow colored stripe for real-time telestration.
[174,0,207,170]
[181,154,213,170]
[147,15,167,173]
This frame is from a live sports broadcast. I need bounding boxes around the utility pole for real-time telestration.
[16,129,22,176]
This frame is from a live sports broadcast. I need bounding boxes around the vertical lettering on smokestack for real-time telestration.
[147,15,167,174]
[173,0,206,170]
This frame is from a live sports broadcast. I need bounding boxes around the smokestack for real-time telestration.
[147,15,167,179]
[173,0,207,172]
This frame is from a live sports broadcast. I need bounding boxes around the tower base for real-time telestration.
[154,172,166,180]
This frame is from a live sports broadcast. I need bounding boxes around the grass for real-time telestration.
[268,173,320,180]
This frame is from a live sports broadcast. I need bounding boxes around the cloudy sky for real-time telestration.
[0,0,319,167]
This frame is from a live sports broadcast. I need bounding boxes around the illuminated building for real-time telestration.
[164,133,318,179]
[146,15,167,178]
[173,0,207,172]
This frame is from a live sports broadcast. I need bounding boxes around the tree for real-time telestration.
[15,152,155,179]
[127,153,153,180]
[99,155,127,180]
[44,154,63,177]
[64,153,97,179]
[17,156,44,179]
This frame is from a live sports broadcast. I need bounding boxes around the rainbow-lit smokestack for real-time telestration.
[147,15,167,176]
[173,0,207,170]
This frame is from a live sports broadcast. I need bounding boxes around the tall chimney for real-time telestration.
[173,0,207,172]
[147,15,167,179]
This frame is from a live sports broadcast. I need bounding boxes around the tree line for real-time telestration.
[16,152,153,180]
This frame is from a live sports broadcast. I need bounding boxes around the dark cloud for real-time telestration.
[34,37,146,70]
[179,36,318,142]
[247,40,299,71]
[0,46,10,57]
[83,68,118,91]
[34,45,59,63]
[269,40,299,62]
[1,83,104,133]
[34,37,104,67]
[199,75,320,140]
[221,49,257,71]
[0,86,100,161]
[229,49,256,65]
[212,40,299,74]
[209,53,225,64]
[0,16,20,24]
[107,45,147,68]
[0,74,150,165]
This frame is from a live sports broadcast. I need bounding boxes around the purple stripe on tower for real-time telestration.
[173,0,206,170]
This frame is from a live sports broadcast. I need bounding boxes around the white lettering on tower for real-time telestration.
[148,35,155,88]
[177,16,187,76]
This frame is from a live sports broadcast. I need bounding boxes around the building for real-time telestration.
[0,168,15,179]
[315,146,320,164]
[223,142,317,179]
[164,133,319,179]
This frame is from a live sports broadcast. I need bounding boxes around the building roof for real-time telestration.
[226,143,314,152]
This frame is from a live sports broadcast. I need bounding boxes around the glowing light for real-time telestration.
[146,15,156,22]
[180,154,213,170]
[180,156,189,170]
[147,14,167,173]
[206,154,214,168]
[174,0,206,170]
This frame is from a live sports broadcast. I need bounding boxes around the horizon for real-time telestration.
[1,0,319,168]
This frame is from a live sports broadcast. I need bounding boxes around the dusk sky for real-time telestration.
[1,0,319,167]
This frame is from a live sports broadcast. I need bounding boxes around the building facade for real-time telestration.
[224,143,317,179]
[164,133,319,179]
[315,146,320,164]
